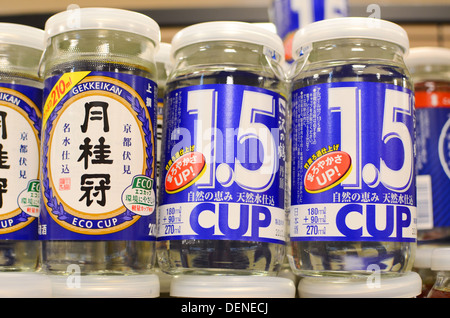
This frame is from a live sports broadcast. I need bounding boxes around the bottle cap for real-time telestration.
[0,272,52,298]
[292,17,409,58]
[156,42,173,75]
[414,245,436,269]
[170,21,285,62]
[50,274,160,298]
[406,46,450,68]
[156,42,172,64]
[0,23,44,51]
[431,247,450,271]
[170,275,296,298]
[298,272,422,298]
[44,7,160,48]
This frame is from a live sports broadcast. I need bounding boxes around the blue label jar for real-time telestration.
[289,17,416,277]
[0,23,44,271]
[39,8,160,275]
[157,21,288,276]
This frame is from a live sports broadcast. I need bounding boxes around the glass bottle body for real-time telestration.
[428,271,450,298]
[157,42,288,276]
[411,63,450,242]
[0,43,42,272]
[289,39,416,277]
[39,30,158,275]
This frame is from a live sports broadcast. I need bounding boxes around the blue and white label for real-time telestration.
[157,84,287,244]
[0,83,42,240]
[40,71,157,240]
[290,82,417,242]
[416,106,450,230]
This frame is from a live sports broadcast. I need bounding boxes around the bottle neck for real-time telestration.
[307,38,405,64]
[0,43,42,82]
[409,64,450,84]
[291,38,407,79]
[40,29,157,77]
[172,41,285,80]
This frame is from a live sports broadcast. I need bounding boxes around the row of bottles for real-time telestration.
[0,4,448,298]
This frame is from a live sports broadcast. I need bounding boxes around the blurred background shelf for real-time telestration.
[0,0,448,47]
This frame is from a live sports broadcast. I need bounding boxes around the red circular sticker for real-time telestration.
[304,151,352,193]
[165,152,206,193]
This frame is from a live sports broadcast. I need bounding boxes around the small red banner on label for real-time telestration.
[304,151,352,193]
[165,151,206,193]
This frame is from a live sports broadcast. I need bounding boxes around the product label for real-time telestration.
[39,71,157,240]
[415,91,450,109]
[0,83,42,240]
[415,91,450,229]
[157,84,287,244]
[156,94,164,191]
[290,82,416,242]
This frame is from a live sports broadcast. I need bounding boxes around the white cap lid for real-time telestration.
[170,275,296,298]
[0,23,44,51]
[50,274,160,298]
[298,272,422,298]
[414,245,437,269]
[252,22,278,34]
[0,272,52,298]
[170,21,284,62]
[431,247,450,271]
[44,7,160,47]
[156,42,172,64]
[292,17,409,59]
[406,47,450,68]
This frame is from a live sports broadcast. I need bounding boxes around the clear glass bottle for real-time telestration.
[427,247,450,298]
[0,23,44,271]
[406,47,450,242]
[288,17,416,277]
[39,8,160,275]
[157,21,288,276]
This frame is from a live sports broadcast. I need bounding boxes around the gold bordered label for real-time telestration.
[40,72,157,239]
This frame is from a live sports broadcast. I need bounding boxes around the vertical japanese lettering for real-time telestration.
[78,101,113,207]
[81,101,110,133]
[0,111,7,139]
[79,174,111,207]
[0,178,6,208]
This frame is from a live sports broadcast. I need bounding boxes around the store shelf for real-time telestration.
[0,4,447,48]
[0,3,448,28]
